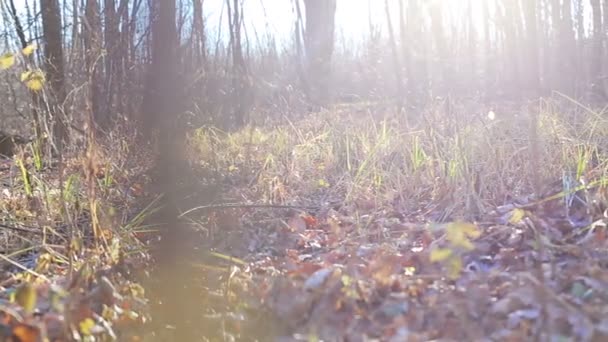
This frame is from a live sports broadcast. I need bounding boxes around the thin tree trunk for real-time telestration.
[41,0,69,146]
[384,0,405,114]
[7,0,42,141]
[522,0,540,96]
[590,0,605,98]
[104,0,118,124]
[561,0,577,95]
[84,0,105,130]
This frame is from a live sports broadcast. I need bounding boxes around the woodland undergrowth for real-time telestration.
[2,98,608,340]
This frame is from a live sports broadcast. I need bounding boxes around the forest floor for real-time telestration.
[2,100,608,341]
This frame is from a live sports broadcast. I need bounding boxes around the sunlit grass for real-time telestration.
[188,99,608,222]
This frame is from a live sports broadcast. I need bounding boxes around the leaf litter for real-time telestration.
[3,102,608,340]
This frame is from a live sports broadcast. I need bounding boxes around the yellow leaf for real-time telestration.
[22,43,37,56]
[228,165,238,171]
[446,222,480,250]
[318,179,329,188]
[21,70,45,91]
[429,248,453,262]
[508,208,527,224]
[447,257,463,279]
[14,283,37,314]
[0,53,15,69]
[403,266,416,276]
[79,318,96,336]
[462,223,481,239]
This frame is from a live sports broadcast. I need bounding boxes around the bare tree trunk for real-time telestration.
[560,0,577,95]
[498,0,523,97]
[104,0,118,124]
[590,0,605,99]
[384,0,405,114]
[522,0,540,96]
[398,0,412,101]
[481,0,494,99]
[574,0,586,93]
[303,0,337,107]
[466,0,477,94]
[41,0,69,146]
[429,1,449,95]
[191,0,206,66]
[84,0,105,130]
[226,0,248,128]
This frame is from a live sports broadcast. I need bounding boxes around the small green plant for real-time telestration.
[16,155,32,196]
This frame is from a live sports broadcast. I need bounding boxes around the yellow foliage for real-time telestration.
[429,248,453,262]
[447,257,463,279]
[508,208,527,224]
[79,318,96,336]
[22,43,37,56]
[20,69,45,91]
[446,221,480,251]
[13,283,37,314]
[0,53,15,69]
[318,179,330,187]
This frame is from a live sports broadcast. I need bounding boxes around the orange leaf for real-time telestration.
[12,323,40,342]
[302,214,318,228]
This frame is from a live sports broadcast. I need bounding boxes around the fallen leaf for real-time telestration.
[14,283,37,314]
[11,323,40,342]
[508,208,527,224]
[446,222,480,250]
[429,248,453,262]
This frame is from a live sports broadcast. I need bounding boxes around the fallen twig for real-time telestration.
[0,223,42,235]
[178,203,319,218]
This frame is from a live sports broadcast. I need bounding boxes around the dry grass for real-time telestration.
[187,98,608,224]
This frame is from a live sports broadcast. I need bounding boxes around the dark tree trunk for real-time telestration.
[104,0,118,123]
[41,0,69,146]
[191,0,206,67]
[84,0,105,130]
[226,0,248,128]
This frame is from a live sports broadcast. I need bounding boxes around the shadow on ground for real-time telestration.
[139,161,285,341]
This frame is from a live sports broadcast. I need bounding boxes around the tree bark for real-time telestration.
[84,0,105,130]
[104,0,119,123]
[41,0,69,146]
[590,0,605,98]
[384,0,405,113]
[522,0,540,96]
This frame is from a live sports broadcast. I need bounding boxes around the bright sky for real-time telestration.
[3,0,593,51]
[203,0,490,48]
